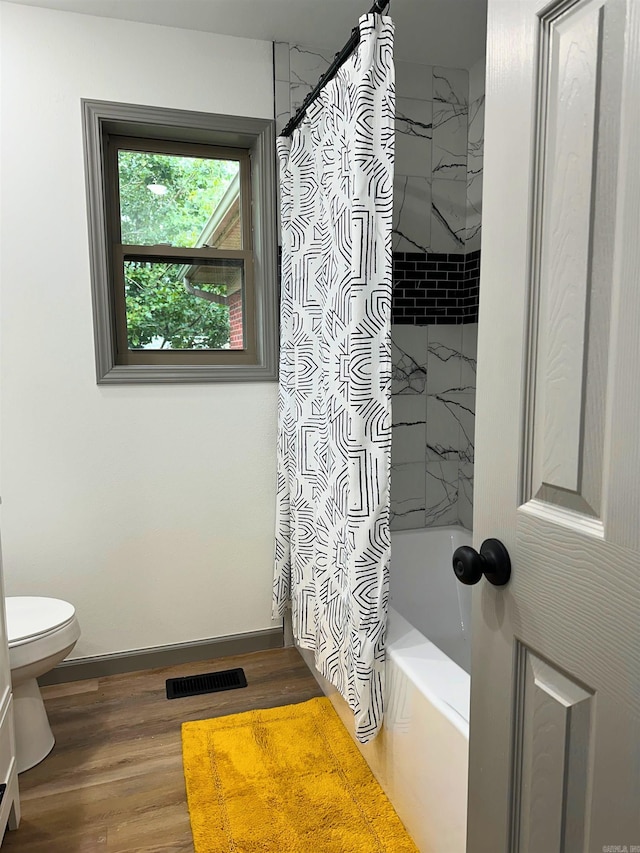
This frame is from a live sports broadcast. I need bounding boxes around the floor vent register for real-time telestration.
[166,668,248,699]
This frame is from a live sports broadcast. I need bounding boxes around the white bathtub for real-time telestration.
[296,525,472,853]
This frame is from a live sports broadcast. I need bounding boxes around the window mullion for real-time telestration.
[120,245,250,262]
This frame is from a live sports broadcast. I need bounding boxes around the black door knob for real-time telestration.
[452,538,511,586]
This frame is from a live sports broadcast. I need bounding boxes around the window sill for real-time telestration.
[97,362,278,384]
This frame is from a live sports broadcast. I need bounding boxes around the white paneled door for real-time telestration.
[469,0,640,850]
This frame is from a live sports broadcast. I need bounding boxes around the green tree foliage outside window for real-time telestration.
[118,151,239,350]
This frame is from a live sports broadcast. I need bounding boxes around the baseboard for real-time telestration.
[38,627,284,685]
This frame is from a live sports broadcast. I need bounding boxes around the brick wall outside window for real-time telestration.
[229,290,243,349]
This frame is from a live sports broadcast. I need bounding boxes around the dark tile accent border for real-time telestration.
[276,248,480,325]
[392,250,480,324]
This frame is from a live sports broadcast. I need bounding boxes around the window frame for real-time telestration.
[109,136,257,365]
[82,100,279,383]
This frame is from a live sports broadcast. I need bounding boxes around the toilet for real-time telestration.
[6,597,80,773]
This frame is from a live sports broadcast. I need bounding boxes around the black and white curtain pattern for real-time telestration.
[273,13,395,743]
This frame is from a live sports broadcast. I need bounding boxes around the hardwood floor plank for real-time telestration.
[2,647,322,852]
[40,679,100,700]
[2,820,108,853]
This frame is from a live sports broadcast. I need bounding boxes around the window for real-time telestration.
[83,101,278,383]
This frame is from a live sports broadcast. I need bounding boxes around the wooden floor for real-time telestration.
[2,647,323,852]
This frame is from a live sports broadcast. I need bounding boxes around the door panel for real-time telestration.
[470,0,640,850]
[528,0,625,522]
[512,644,593,853]
[534,0,603,499]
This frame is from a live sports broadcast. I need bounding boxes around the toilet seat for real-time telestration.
[6,597,81,675]
[4,596,81,773]
[6,597,77,647]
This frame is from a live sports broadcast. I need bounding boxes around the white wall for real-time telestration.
[0,2,279,658]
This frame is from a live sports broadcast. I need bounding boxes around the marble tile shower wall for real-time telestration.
[394,63,468,255]
[274,44,483,530]
[466,74,485,254]
[274,47,479,264]
[391,323,476,530]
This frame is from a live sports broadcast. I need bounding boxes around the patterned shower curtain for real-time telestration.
[273,13,395,743]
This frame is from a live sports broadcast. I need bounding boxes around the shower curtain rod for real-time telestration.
[280,0,391,137]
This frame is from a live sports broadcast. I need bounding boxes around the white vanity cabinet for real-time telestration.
[0,536,19,845]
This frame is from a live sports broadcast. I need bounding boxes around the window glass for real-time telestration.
[123,258,245,350]
[117,151,241,249]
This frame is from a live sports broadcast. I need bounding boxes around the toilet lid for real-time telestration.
[6,597,77,646]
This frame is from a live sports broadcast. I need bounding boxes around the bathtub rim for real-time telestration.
[386,606,470,739]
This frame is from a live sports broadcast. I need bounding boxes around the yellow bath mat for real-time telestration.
[182,696,418,853]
